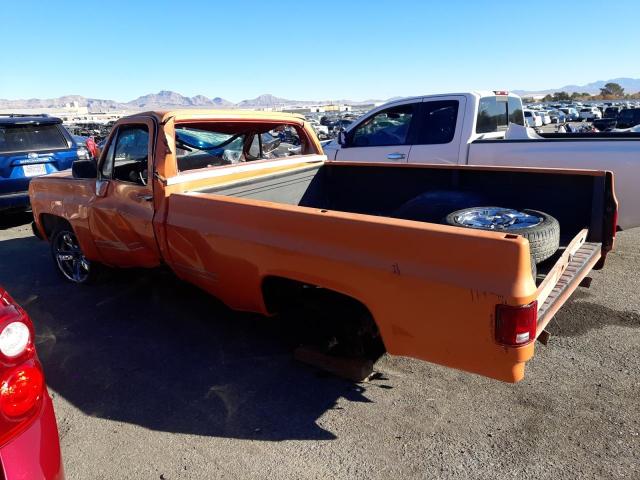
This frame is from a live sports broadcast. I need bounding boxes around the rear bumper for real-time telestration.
[0,393,64,480]
[0,191,30,211]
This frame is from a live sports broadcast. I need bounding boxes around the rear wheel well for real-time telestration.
[39,214,72,240]
[261,276,385,359]
[262,276,369,316]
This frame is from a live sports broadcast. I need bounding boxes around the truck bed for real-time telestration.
[195,161,613,252]
[161,160,615,382]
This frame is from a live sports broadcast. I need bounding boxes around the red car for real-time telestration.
[0,287,64,479]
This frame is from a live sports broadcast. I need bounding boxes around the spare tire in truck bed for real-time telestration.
[445,207,560,264]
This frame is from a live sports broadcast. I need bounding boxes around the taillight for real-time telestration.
[0,288,45,447]
[0,322,30,358]
[495,301,537,346]
[0,363,44,417]
[77,146,90,160]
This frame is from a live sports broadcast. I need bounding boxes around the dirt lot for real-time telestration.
[0,213,638,480]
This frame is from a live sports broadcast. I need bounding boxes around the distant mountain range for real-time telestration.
[2,78,639,112]
[0,90,382,112]
[514,77,640,96]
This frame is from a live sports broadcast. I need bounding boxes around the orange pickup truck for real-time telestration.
[28,110,617,382]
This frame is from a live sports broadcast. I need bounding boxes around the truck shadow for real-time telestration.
[0,235,372,441]
[0,211,33,230]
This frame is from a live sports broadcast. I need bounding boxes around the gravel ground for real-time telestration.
[0,213,638,480]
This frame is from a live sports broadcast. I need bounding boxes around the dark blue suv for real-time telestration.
[0,115,89,211]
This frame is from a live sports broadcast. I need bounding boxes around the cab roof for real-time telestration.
[123,109,307,125]
[379,91,520,109]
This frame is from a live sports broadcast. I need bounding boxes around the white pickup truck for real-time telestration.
[323,91,639,229]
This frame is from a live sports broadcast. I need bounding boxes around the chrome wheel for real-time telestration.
[453,207,543,230]
[53,230,91,283]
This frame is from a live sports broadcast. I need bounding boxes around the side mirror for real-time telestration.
[338,129,347,146]
[71,159,97,179]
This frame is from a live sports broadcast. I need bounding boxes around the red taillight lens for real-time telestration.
[0,288,46,447]
[495,301,538,346]
[0,364,44,417]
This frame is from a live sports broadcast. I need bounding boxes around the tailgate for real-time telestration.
[534,229,601,336]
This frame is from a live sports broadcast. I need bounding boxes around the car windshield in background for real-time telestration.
[0,124,67,153]
[476,96,524,133]
[175,125,303,172]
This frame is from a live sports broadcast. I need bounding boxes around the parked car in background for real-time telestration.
[592,117,618,131]
[538,110,552,125]
[616,108,640,129]
[579,107,602,121]
[329,118,353,133]
[548,110,567,124]
[307,121,330,139]
[0,286,64,479]
[559,107,580,121]
[0,115,91,212]
[603,106,621,119]
[524,109,543,127]
[70,135,98,159]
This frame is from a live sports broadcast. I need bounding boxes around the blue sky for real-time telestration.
[1,0,639,102]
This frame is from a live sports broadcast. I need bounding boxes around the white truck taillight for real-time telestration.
[0,322,30,358]
[495,301,538,347]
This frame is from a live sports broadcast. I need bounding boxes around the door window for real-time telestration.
[350,104,415,147]
[415,101,459,144]
[101,125,149,185]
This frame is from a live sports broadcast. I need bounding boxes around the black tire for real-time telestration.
[531,259,537,282]
[392,190,487,224]
[50,227,100,284]
[445,207,560,264]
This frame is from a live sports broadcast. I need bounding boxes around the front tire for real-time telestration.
[50,228,99,284]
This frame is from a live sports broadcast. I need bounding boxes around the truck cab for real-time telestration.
[323,91,524,164]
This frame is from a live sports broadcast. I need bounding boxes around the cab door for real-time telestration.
[88,118,161,268]
[406,96,466,165]
[334,100,419,163]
